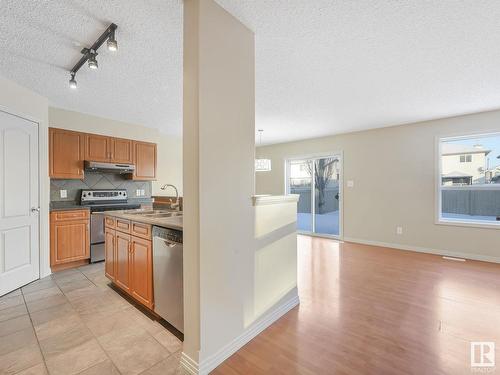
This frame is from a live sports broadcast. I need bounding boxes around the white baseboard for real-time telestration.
[180,352,199,375]
[343,237,500,264]
[185,291,299,375]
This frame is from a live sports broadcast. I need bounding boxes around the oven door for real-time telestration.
[90,212,105,244]
[90,212,105,263]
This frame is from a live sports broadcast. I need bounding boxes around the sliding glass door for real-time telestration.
[288,159,313,232]
[287,154,342,237]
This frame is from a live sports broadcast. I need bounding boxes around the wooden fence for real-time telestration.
[442,187,500,217]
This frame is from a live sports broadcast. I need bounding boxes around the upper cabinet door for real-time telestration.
[110,138,133,164]
[49,128,85,179]
[132,141,157,180]
[85,134,110,162]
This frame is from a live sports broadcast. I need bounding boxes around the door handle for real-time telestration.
[31,207,40,213]
[162,239,178,248]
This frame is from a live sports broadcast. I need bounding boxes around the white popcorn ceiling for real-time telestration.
[216,0,500,144]
[0,0,183,136]
[2,1,500,144]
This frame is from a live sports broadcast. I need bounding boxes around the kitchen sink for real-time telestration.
[144,212,182,218]
[126,210,178,215]
[126,210,155,214]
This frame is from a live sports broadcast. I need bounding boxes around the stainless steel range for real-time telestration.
[80,189,141,263]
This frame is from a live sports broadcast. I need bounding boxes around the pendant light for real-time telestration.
[255,129,272,172]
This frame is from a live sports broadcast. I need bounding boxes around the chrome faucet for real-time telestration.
[160,184,180,210]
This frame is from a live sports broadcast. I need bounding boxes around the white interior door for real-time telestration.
[0,110,39,296]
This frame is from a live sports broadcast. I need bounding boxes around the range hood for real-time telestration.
[84,161,135,174]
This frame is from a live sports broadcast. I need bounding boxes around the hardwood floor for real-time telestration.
[213,235,500,375]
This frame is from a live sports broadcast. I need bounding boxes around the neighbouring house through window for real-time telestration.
[459,154,472,163]
[438,133,500,226]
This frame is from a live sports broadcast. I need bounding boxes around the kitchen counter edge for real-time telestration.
[49,205,90,212]
[103,211,183,231]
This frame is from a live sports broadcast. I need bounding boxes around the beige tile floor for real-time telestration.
[0,263,183,375]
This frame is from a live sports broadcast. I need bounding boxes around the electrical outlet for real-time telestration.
[347,180,354,188]
[136,189,141,196]
[60,190,67,199]
[140,189,145,196]
[396,226,403,235]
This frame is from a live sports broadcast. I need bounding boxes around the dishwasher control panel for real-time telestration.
[152,226,183,244]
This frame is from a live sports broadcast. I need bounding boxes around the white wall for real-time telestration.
[48,107,183,196]
[256,109,500,262]
[0,75,50,278]
[183,0,255,372]
[254,198,298,321]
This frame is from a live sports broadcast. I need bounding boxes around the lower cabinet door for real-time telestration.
[50,220,89,266]
[115,232,131,292]
[104,229,116,281]
[130,236,153,308]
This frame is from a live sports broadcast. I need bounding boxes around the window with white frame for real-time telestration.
[438,133,500,226]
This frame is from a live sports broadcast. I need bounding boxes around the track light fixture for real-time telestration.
[68,23,117,89]
[69,73,77,89]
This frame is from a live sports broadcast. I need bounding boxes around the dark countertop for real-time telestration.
[104,209,183,231]
[49,201,89,212]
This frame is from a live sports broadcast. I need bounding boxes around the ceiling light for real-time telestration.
[69,73,77,89]
[88,51,98,70]
[255,129,272,172]
[255,158,272,172]
[67,23,117,89]
[107,31,118,51]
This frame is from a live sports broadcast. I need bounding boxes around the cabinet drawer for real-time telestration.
[52,210,89,222]
[116,219,131,233]
[105,216,116,229]
[131,222,152,239]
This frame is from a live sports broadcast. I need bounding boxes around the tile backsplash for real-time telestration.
[50,172,152,202]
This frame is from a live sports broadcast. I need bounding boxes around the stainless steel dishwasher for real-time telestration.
[152,226,183,333]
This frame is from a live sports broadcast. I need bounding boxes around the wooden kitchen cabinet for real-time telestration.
[115,231,131,292]
[85,134,133,164]
[49,128,85,179]
[132,141,157,180]
[130,236,153,309]
[105,229,116,281]
[50,128,156,180]
[50,209,90,270]
[104,217,154,309]
[110,138,133,164]
[85,134,110,162]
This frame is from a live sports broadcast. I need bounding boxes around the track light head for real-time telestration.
[107,31,118,52]
[88,50,98,70]
[69,73,77,89]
